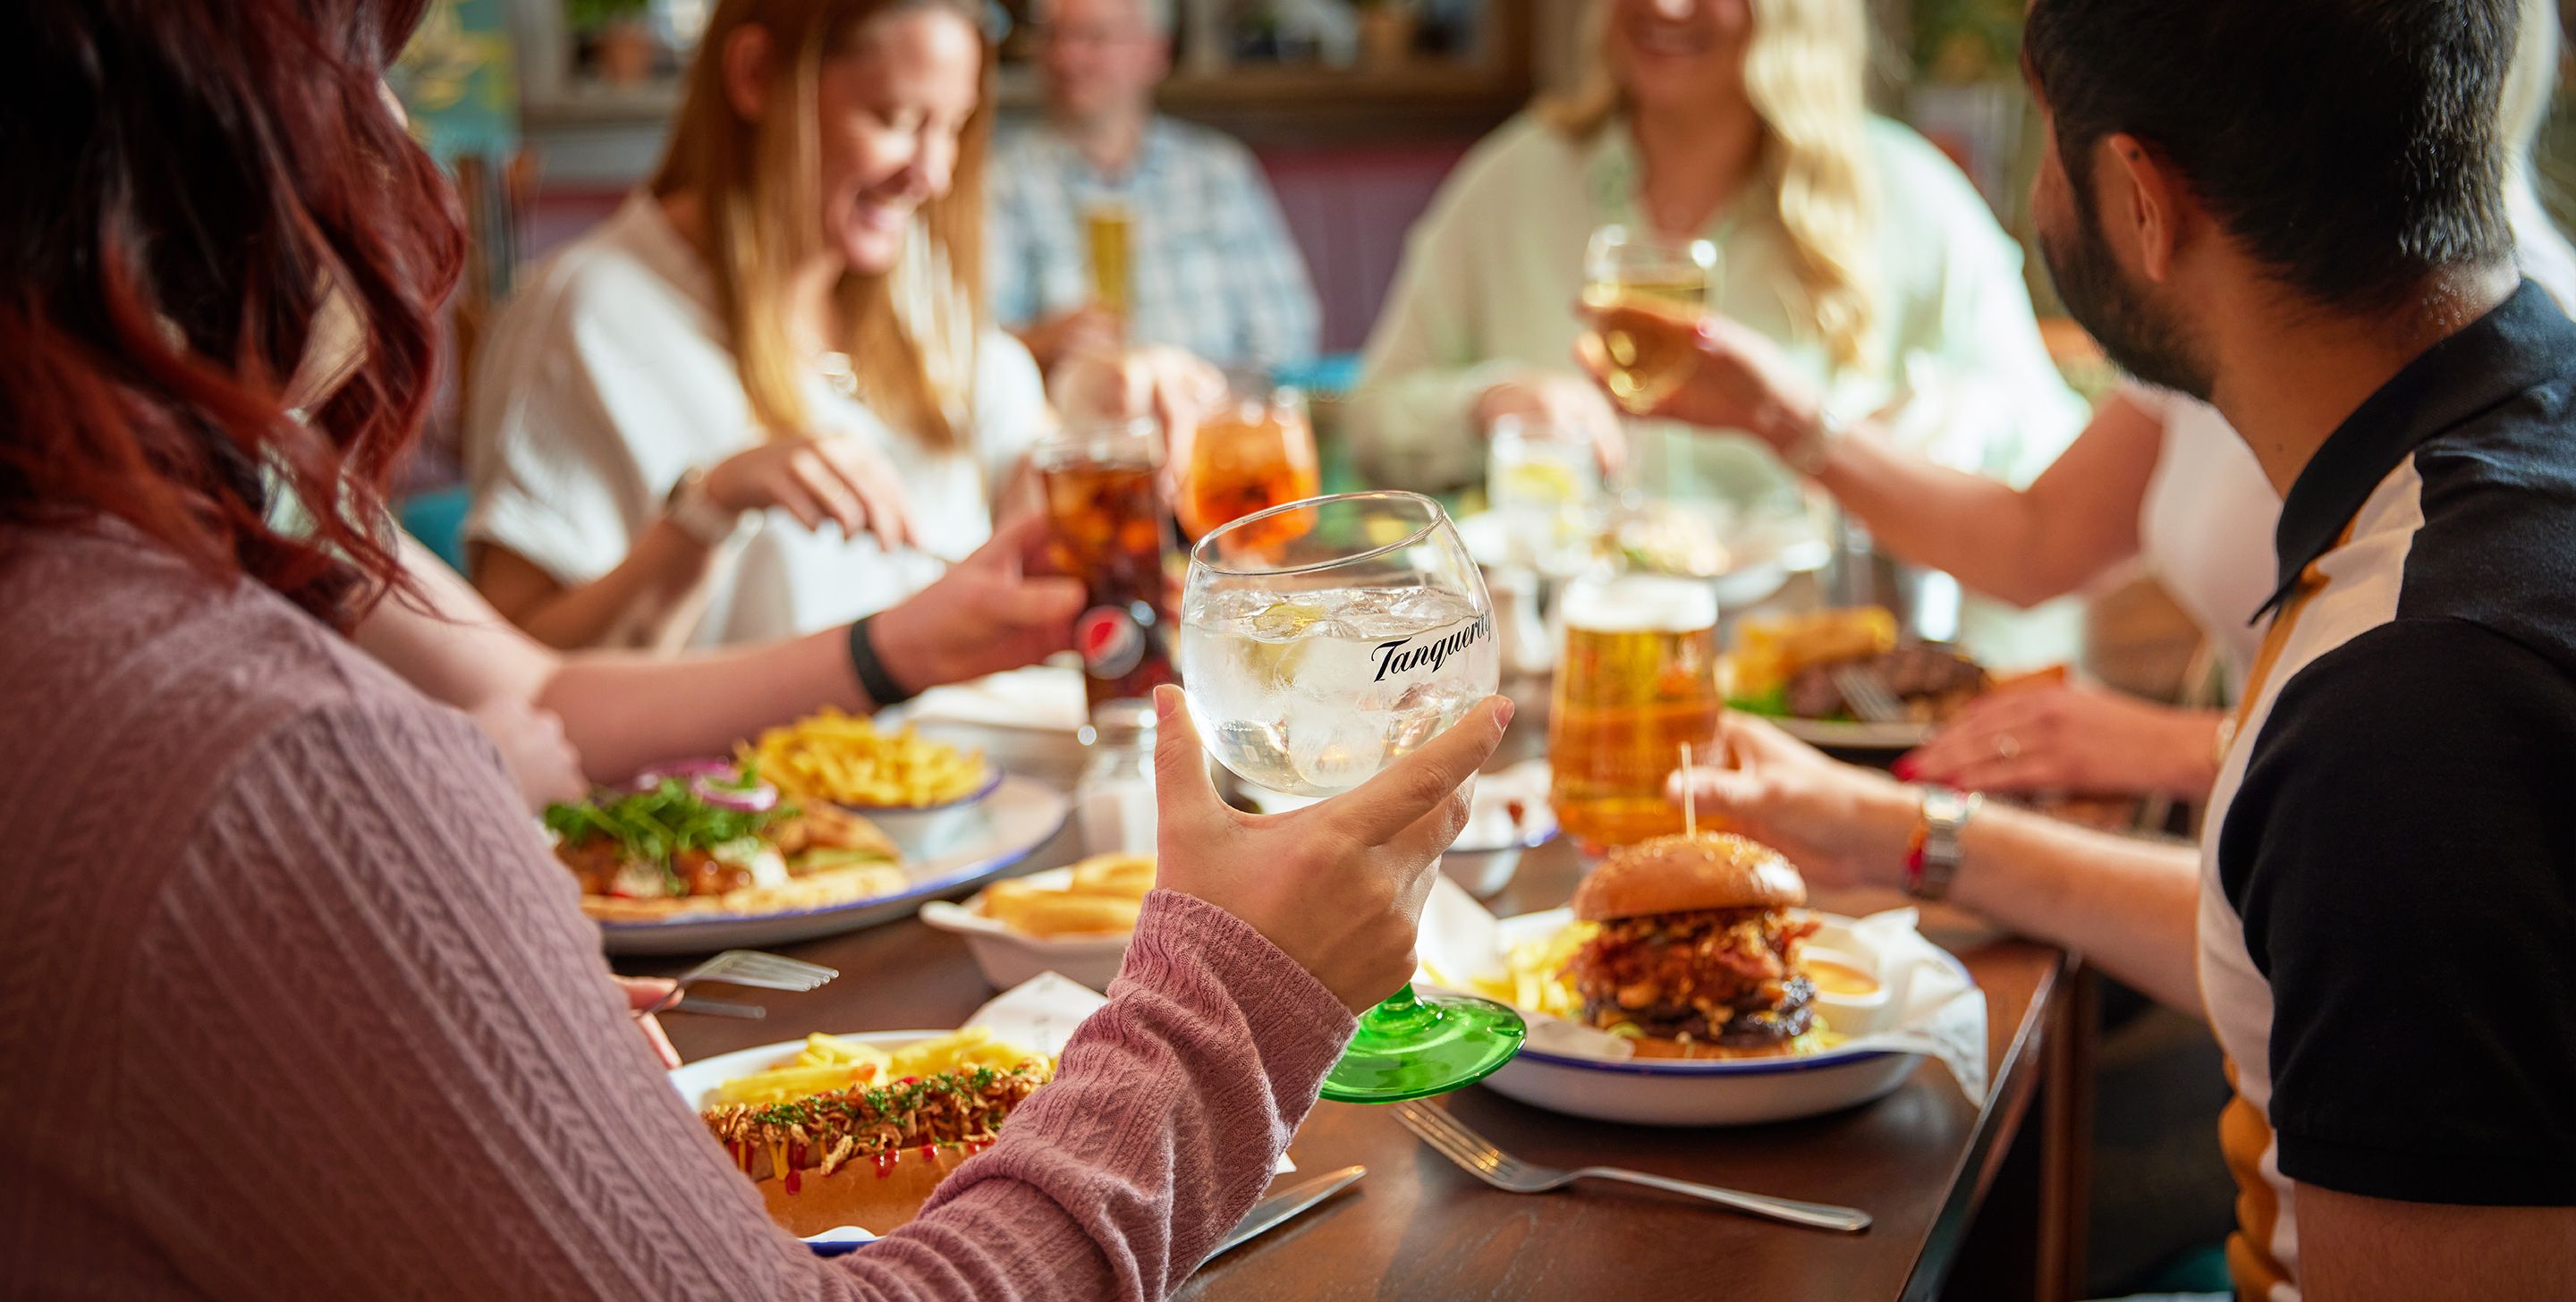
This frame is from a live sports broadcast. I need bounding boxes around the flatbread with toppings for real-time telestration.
[547,767,906,922]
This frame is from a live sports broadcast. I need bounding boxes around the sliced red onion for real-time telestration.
[691,775,778,813]
[628,758,778,811]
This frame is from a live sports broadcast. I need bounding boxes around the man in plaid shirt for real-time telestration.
[989,0,1322,376]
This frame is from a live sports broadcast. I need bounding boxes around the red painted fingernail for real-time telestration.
[1890,757,1920,781]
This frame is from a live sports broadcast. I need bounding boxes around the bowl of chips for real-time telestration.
[919,853,1155,989]
[742,709,1000,857]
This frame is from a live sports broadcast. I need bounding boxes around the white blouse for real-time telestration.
[462,194,1048,647]
[2131,385,2280,689]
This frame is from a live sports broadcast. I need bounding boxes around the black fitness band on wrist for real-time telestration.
[845,613,919,709]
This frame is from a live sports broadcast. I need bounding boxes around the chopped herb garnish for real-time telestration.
[543,778,792,872]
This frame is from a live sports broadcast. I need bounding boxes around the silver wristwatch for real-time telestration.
[1780,403,1852,478]
[1909,787,1984,901]
[664,467,744,548]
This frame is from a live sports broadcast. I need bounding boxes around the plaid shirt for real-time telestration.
[987,118,1321,370]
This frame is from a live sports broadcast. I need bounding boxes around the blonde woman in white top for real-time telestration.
[1628,0,2576,801]
[1352,0,2088,510]
[466,0,1048,650]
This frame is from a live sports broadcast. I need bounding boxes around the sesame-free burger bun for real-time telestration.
[1571,832,1809,921]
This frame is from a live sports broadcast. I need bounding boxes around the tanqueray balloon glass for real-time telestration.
[1178,490,1526,1102]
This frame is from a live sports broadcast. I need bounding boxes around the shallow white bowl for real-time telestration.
[1484,1039,1919,1127]
[1801,943,1894,1036]
[919,866,1132,990]
[1470,911,1961,1127]
[838,765,1007,858]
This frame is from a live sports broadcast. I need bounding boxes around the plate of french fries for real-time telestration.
[740,709,1008,860]
[919,854,1158,990]
[672,1026,1057,1112]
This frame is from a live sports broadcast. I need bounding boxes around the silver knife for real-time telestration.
[1208,1165,1366,1259]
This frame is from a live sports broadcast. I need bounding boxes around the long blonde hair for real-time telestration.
[1543,0,1879,372]
[2502,0,2560,202]
[653,0,991,449]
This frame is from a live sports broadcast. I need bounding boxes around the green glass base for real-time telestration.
[1318,986,1528,1103]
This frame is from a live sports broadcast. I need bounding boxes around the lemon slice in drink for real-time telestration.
[1241,598,1327,684]
[1500,460,1583,504]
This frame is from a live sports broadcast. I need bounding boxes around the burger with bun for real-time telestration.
[1563,832,1826,1058]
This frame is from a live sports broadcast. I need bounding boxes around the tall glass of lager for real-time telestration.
[1546,570,1723,850]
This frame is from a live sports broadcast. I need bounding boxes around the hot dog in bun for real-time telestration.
[701,1061,1049,1235]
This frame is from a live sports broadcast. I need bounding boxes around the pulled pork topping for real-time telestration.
[1562,907,1820,1044]
[702,1061,1052,1179]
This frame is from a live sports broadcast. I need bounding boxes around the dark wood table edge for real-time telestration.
[1898,945,2077,1302]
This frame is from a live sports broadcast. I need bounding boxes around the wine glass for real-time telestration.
[1581,224,1722,415]
[1178,490,1527,1102]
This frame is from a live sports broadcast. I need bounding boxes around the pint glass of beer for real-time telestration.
[1177,385,1321,546]
[1546,570,1724,850]
[1085,199,1134,320]
[1033,419,1176,714]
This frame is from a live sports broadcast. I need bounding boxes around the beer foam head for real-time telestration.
[1561,573,1718,633]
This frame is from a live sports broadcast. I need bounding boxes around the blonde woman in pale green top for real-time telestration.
[1352,0,2087,516]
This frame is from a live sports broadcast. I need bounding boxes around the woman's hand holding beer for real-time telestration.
[1151,683,1513,1014]
[703,435,918,551]
[1666,712,1918,892]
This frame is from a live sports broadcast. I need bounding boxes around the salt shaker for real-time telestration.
[1075,702,1157,858]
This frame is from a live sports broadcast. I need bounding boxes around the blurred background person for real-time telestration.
[1613,0,2576,806]
[1350,0,2086,524]
[463,0,1046,650]
[987,0,1320,378]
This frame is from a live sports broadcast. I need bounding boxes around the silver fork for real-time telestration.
[1829,663,1911,725]
[644,950,837,1015]
[1392,1101,1872,1233]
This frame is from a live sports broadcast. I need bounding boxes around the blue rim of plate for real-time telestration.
[1503,941,1972,1077]
[831,764,1007,815]
[597,779,1062,932]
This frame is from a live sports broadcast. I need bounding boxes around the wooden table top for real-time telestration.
[627,713,2072,1302]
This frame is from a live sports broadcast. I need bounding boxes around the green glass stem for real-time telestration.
[1318,985,1528,1104]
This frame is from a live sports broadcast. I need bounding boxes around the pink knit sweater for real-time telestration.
[0,523,1354,1299]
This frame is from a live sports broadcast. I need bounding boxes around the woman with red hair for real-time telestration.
[0,4,1505,1297]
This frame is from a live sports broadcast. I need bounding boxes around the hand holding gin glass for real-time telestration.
[1178,491,1527,1100]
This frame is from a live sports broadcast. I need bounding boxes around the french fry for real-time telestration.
[714,1061,882,1105]
[1461,921,1598,1019]
[712,1026,1055,1110]
[797,1034,894,1075]
[1067,853,1155,900]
